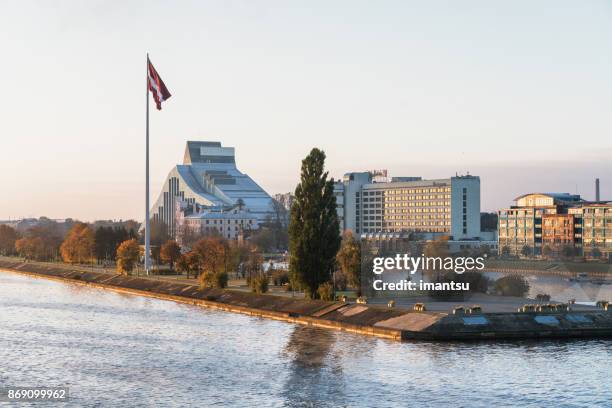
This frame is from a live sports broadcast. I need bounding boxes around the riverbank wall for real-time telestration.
[1,259,611,341]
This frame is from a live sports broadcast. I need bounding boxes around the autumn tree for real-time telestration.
[0,225,19,255]
[336,230,361,289]
[190,237,227,288]
[15,237,45,260]
[25,220,64,260]
[176,253,191,278]
[160,240,181,270]
[193,237,226,275]
[288,148,341,299]
[60,223,95,264]
[186,251,202,278]
[116,239,141,275]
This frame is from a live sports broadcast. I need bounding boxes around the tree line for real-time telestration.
[0,219,139,263]
[0,218,270,289]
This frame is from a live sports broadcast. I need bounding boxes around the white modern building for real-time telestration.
[151,141,274,238]
[334,172,482,240]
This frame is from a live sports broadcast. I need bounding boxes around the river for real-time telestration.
[1,271,610,407]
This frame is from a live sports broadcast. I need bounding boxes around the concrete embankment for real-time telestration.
[1,259,611,341]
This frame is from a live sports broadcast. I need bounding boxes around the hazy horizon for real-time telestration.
[1,1,611,221]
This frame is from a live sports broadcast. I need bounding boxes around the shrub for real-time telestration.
[199,271,229,289]
[251,275,269,294]
[271,269,289,286]
[213,271,228,288]
[285,276,302,292]
[494,274,530,297]
[317,282,334,301]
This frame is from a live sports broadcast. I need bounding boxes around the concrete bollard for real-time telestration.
[536,304,552,312]
[453,306,465,315]
[413,303,426,312]
[518,304,536,313]
[468,305,482,314]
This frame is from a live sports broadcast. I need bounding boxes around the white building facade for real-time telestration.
[151,141,274,238]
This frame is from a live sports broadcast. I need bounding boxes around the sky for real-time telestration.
[1,0,611,221]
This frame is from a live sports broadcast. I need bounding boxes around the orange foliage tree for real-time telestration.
[60,222,95,264]
[116,239,141,275]
[192,237,227,275]
[160,240,181,270]
[15,237,45,260]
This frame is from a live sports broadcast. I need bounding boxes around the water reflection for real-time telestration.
[284,326,336,368]
[282,326,347,407]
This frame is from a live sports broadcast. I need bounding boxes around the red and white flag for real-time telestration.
[148,58,171,110]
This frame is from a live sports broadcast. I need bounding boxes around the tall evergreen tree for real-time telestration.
[288,148,341,299]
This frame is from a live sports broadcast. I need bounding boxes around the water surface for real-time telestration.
[1,271,610,407]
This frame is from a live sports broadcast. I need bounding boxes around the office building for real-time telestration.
[333,172,481,240]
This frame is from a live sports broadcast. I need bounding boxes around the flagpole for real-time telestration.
[145,53,151,276]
